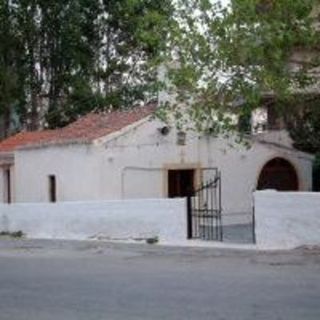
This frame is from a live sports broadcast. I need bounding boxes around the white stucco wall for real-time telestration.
[15,144,102,202]
[254,191,320,249]
[96,120,313,215]
[11,118,313,218]
[0,198,187,242]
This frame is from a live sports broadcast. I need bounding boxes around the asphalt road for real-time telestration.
[0,239,319,320]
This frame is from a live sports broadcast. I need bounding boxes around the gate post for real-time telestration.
[186,195,192,239]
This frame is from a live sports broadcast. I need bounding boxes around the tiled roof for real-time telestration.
[0,131,57,152]
[0,105,156,152]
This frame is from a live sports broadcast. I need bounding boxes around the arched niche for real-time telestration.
[257,157,299,191]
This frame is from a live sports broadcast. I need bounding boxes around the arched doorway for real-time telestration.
[257,158,299,191]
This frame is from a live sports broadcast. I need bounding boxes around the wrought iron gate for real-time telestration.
[187,171,222,241]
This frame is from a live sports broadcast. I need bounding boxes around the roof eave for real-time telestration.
[0,151,14,165]
[17,139,92,151]
[254,137,315,161]
[92,114,154,146]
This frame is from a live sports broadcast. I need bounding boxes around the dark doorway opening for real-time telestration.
[168,169,195,198]
[257,158,299,191]
[49,175,57,202]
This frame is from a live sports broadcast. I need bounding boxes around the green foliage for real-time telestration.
[0,0,173,131]
[163,0,320,140]
[0,1,25,137]
[285,96,320,154]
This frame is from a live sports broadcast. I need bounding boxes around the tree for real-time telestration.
[161,0,320,146]
[15,0,103,129]
[0,0,173,132]
[54,0,173,128]
[284,95,320,154]
[0,1,25,137]
[283,93,320,191]
[92,1,173,108]
[58,0,173,128]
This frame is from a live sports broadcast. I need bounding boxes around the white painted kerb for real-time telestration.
[0,199,187,242]
[254,191,320,249]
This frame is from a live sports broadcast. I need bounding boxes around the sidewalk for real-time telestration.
[0,236,306,257]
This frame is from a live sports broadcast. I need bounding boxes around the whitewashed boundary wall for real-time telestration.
[254,191,320,249]
[0,199,187,242]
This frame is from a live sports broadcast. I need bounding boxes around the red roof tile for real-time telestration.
[0,131,57,152]
[0,105,155,152]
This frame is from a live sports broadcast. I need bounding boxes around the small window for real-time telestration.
[4,168,11,204]
[48,175,57,202]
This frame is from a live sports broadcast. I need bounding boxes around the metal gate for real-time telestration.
[187,171,223,241]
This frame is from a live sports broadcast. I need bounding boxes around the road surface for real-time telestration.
[0,239,319,320]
